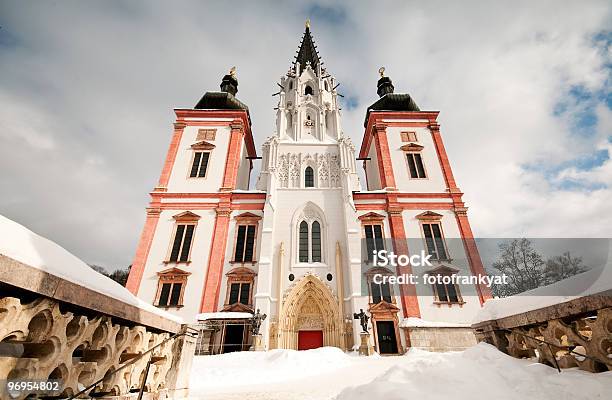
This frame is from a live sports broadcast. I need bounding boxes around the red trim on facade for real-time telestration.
[174,109,257,158]
[200,205,232,312]
[360,111,440,158]
[372,123,397,190]
[231,203,265,210]
[386,205,421,319]
[151,192,266,200]
[454,208,493,305]
[159,203,218,210]
[429,122,460,192]
[155,122,186,191]
[354,192,458,200]
[126,208,161,294]
[355,202,454,211]
[220,120,245,191]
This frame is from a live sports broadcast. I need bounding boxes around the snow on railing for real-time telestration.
[472,267,612,373]
[0,215,196,398]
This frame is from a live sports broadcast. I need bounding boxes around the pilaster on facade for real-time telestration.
[154,122,187,193]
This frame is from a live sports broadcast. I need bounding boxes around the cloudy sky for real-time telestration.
[1,1,611,272]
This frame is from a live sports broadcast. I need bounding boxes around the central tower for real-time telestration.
[274,22,342,142]
[255,22,361,350]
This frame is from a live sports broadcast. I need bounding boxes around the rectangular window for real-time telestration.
[190,152,210,178]
[406,153,426,178]
[381,282,392,303]
[370,282,392,304]
[229,283,241,304]
[228,282,251,305]
[370,282,382,304]
[435,281,461,304]
[169,224,195,262]
[401,131,417,142]
[197,129,216,141]
[422,223,448,260]
[170,283,182,306]
[158,282,183,307]
[234,225,256,262]
[239,283,250,305]
[299,222,309,262]
[158,283,171,306]
[364,224,384,261]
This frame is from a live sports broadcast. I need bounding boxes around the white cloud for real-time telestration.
[0,1,610,270]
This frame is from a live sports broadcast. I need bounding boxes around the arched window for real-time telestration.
[299,221,309,262]
[324,81,329,91]
[305,85,313,95]
[297,219,324,264]
[311,221,321,262]
[288,81,293,90]
[304,166,314,187]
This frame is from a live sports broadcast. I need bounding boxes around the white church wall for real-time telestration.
[167,124,232,193]
[216,210,265,312]
[385,126,447,193]
[400,209,483,324]
[235,141,251,190]
[271,189,348,294]
[365,141,381,190]
[137,209,216,322]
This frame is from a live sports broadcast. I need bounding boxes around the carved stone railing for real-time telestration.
[0,254,196,399]
[472,294,612,373]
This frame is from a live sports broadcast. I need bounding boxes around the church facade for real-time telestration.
[126,24,491,354]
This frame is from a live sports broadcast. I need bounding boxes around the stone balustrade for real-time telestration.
[472,294,612,373]
[0,254,196,399]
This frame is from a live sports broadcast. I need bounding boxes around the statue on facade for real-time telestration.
[251,309,267,335]
[353,309,369,333]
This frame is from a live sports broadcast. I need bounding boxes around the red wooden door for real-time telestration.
[298,330,323,350]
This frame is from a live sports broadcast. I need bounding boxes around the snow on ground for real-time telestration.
[0,214,182,323]
[188,344,611,400]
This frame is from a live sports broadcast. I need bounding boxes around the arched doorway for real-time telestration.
[277,274,342,350]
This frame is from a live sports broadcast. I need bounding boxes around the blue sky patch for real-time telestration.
[305,3,348,26]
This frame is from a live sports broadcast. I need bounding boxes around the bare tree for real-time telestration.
[89,264,130,287]
[489,239,590,297]
[490,239,546,297]
[544,252,587,283]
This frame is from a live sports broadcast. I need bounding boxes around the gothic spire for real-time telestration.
[294,19,321,73]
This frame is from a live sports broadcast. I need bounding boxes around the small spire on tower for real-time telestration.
[293,19,321,73]
[376,67,394,97]
[220,67,239,96]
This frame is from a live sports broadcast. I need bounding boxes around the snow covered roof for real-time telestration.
[0,214,182,324]
[399,317,471,328]
[473,265,612,324]
[196,312,253,321]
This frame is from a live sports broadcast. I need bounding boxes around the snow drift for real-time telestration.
[335,343,611,400]
[0,214,181,323]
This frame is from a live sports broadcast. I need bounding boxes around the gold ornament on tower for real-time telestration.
[379,66,385,77]
[229,66,236,77]
[305,18,310,29]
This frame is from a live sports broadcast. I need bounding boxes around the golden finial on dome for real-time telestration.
[378,67,385,77]
[305,18,311,29]
[229,66,236,77]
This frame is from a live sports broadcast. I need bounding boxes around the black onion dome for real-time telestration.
[194,70,248,111]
